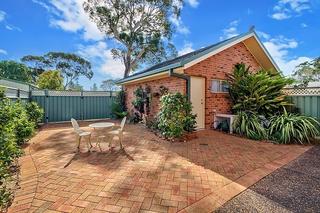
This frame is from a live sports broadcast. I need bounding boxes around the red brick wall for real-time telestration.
[184,42,261,128]
[124,77,186,118]
[124,42,260,128]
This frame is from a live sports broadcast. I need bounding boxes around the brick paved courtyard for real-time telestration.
[8,120,310,213]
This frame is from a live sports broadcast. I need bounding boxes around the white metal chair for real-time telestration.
[108,117,127,149]
[71,118,92,152]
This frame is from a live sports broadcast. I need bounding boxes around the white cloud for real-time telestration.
[170,15,190,35]
[0,10,5,22]
[271,0,311,20]
[0,49,7,55]
[33,0,104,41]
[301,23,308,27]
[5,24,21,31]
[185,0,199,8]
[219,20,239,40]
[77,41,124,78]
[178,42,194,56]
[262,35,311,75]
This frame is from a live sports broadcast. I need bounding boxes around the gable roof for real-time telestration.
[118,30,280,84]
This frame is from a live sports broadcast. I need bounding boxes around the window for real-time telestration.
[211,79,229,93]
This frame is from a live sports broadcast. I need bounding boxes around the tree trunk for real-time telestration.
[124,65,131,78]
[124,54,132,78]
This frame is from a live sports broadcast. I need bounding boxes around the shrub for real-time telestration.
[158,93,196,138]
[233,111,267,140]
[228,63,293,117]
[25,102,44,124]
[112,90,128,119]
[13,115,35,145]
[269,110,320,144]
[0,99,22,211]
[9,101,35,145]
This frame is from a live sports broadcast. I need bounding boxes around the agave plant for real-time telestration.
[233,111,267,140]
[228,63,294,117]
[269,110,320,144]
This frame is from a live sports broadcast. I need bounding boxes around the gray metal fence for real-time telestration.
[31,90,117,123]
[284,87,320,121]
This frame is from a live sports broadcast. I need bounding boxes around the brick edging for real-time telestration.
[178,146,311,213]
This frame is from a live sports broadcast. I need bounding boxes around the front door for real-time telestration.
[190,76,205,129]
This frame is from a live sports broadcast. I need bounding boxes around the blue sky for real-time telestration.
[0,0,319,89]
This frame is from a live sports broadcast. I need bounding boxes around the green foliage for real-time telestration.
[269,110,320,144]
[25,102,44,124]
[0,60,32,83]
[132,87,145,113]
[228,63,293,117]
[0,99,21,211]
[10,101,35,145]
[22,52,93,89]
[0,87,5,99]
[100,79,119,91]
[112,90,128,118]
[293,57,320,86]
[83,0,180,77]
[0,99,42,209]
[36,70,64,90]
[158,93,196,138]
[233,111,267,140]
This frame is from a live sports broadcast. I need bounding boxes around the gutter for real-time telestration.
[169,68,190,100]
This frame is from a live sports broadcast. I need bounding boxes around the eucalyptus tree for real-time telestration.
[22,52,93,89]
[294,57,320,86]
[83,0,181,77]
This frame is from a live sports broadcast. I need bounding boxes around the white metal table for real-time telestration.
[89,122,115,151]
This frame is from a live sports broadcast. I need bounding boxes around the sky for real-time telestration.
[0,0,319,90]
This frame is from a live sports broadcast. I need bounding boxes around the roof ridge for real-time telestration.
[118,30,257,83]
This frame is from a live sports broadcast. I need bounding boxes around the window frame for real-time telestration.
[210,79,229,93]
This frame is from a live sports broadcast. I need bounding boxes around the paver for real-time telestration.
[217,146,320,212]
[8,121,310,212]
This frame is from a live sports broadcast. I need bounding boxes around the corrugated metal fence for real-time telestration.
[1,78,118,123]
[284,87,320,121]
[31,90,117,123]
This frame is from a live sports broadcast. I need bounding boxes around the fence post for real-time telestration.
[17,89,20,99]
[45,89,49,123]
[81,90,84,120]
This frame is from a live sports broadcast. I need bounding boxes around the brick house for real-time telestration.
[117,30,280,129]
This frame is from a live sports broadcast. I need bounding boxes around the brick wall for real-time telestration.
[184,42,261,128]
[124,77,186,118]
[124,42,261,128]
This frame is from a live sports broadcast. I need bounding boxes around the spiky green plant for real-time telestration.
[269,110,320,144]
[233,111,267,140]
[228,63,293,117]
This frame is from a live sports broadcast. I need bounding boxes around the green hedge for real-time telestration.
[0,90,43,211]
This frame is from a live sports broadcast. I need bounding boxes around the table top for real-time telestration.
[89,122,115,128]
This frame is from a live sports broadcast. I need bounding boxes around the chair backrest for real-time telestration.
[71,118,80,133]
[120,116,127,131]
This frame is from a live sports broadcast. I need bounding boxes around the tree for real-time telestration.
[68,81,83,91]
[0,60,32,83]
[21,52,93,89]
[21,55,50,82]
[100,79,119,91]
[36,70,64,90]
[293,57,320,86]
[83,0,180,77]
[91,83,98,91]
